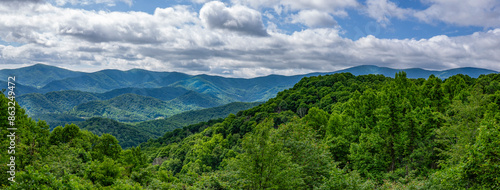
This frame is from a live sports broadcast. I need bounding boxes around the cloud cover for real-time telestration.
[0,0,499,78]
[364,0,500,27]
[291,10,337,28]
[200,1,268,36]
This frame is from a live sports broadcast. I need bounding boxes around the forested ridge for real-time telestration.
[6,64,497,126]
[1,72,499,189]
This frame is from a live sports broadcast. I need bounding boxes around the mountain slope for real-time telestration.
[99,86,189,101]
[68,93,188,122]
[165,101,262,125]
[17,86,191,117]
[5,64,498,123]
[0,64,85,88]
[78,117,155,149]
[65,92,223,122]
[2,64,497,95]
[434,67,498,78]
[3,72,499,189]
[0,80,41,95]
[17,90,101,116]
[137,72,500,189]
[326,65,498,79]
[40,69,191,93]
[170,74,304,103]
[135,101,262,136]
[167,90,223,108]
[42,101,262,146]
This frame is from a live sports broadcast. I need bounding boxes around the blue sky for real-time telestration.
[0,0,499,77]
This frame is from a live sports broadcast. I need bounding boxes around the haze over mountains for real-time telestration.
[1,63,497,124]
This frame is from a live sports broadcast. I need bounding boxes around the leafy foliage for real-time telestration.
[135,102,262,136]
[2,71,500,189]
[78,117,154,149]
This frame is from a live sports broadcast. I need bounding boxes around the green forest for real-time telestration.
[1,72,499,189]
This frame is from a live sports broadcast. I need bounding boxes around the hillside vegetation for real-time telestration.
[21,91,226,123]
[77,118,155,149]
[38,102,262,149]
[134,102,262,137]
[0,64,85,88]
[1,72,499,189]
[7,64,497,124]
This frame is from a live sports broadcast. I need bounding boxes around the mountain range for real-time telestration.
[55,101,262,148]
[4,64,496,95]
[1,64,497,124]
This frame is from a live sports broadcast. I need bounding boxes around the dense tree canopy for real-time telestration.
[1,72,500,189]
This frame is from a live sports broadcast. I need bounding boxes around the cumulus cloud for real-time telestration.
[232,0,358,14]
[352,29,500,70]
[230,0,500,29]
[0,0,44,9]
[364,0,413,26]
[200,1,268,36]
[363,0,500,27]
[1,1,500,78]
[58,6,199,44]
[291,10,337,28]
[414,0,500,27]
[0,4,198,45]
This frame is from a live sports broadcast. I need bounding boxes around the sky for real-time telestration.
[0,0,499,78]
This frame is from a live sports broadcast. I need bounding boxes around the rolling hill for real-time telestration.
[17,87,191,117]
[17,90,101,115]
[0,80,40,95]
[4,64,498,123]
[134,101,263,136]
[4,71,500,189]
[170,74,304,102]
[3,64,496,96]
[134,72,500,189]
[27,90,229,124]
[0,63,85,88]
[99,86,189,101]
[77,117,155,149]
[41,101,262,148]
[39,69,191,93]
[68,93,214,122]
[323,65,497,79]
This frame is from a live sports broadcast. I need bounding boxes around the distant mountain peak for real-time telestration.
[332,65,497,79]
[24,63,78,72]
[345,64,498,73]
[30,63,56,67]
[0,63,85,88]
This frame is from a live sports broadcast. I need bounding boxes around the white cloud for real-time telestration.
[414,0,500,27]
[291,10,337,28]
[232,0,500,28]
[51,0,132,6]
[351,29,500,70]
[232,0,358,13]
[231,0,355,23]
[0,4,199,45]
[200,1,268,36]
[363,0,500,28]
[0,0,43,8]
[1,1,500,78]
[364,0,413,26]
